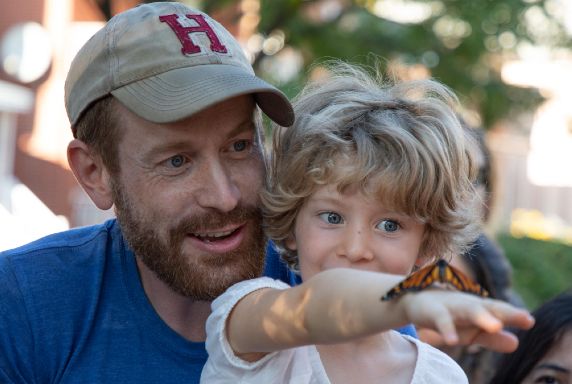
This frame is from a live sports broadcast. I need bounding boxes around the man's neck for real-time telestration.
[135,257,211,342]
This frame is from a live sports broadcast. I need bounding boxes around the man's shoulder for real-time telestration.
[1,219,120,260]
[0,219,124,290]
[264,242,300,285]
[0,218,128,335]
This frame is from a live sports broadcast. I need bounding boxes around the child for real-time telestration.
[200,61,534,383]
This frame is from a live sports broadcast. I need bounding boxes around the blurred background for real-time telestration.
[0,0,571,308]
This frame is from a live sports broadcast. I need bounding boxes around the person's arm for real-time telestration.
[228,268,534,360]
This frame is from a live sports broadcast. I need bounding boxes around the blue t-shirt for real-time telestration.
[0,219,213,382]
[0,219,415,383]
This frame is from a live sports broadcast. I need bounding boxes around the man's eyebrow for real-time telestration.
[144,141,191,160]
[535,363,570,373]
[143,119,256,160]
[226,119,256,138]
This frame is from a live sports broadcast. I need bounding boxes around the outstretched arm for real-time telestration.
[226,268,534,360]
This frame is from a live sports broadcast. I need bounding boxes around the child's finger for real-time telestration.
[469,329,520,353]
[458,297,534,333]
[471,307,503,333]
[417,328,446,346]
[486,301,535,330]
[432,306,459,345]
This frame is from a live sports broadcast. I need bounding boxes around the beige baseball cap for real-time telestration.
[64,2,294,134]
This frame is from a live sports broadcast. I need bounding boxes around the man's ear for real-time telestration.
[67,139,114,210]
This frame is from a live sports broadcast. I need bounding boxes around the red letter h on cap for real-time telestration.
[159,14,228,55]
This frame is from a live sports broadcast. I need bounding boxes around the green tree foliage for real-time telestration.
[202,0,571,129]
[499,234,572,309]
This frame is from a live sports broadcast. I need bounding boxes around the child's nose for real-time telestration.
[338,228,375,262]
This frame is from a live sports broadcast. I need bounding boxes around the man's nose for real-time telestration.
[337,226,375,262]
[193,159,240,212]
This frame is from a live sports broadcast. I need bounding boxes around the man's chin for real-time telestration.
[137,238,265,301]
[161,259,263,301]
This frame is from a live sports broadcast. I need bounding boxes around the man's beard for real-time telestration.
[111,181,266,301]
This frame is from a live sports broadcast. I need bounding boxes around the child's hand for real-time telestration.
[400,290,535,353]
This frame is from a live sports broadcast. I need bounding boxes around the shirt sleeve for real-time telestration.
[406,335,469,384]
[201,277,312,383]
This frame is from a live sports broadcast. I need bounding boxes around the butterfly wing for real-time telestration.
[381,263,439,301]
[441,262,490,298]
[381,259,489,301]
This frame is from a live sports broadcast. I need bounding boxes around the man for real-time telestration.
[0,2,294,382]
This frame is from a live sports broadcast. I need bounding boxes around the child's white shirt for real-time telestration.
[200,277,468,384]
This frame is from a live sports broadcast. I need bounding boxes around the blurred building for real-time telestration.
[489,58,572,243]
[0,0,140,251]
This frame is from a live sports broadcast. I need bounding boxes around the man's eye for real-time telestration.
[377,220,400,232]
[233,140,250,152]
[169,155,186,168]
[319,212,344,225]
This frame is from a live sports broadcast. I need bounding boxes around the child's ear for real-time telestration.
[284,233,297,251]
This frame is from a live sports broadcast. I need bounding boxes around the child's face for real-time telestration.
[286,184,426,281]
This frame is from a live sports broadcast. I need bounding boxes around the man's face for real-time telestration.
[111,95,266,300]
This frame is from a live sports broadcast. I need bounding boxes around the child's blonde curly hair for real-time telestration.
[261,61,481,272]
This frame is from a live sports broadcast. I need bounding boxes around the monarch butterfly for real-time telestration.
[381,259,489,301]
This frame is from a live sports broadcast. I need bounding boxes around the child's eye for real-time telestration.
[318,212,344,225]
[376,220,400,232]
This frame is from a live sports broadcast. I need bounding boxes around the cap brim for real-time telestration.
[111,64,294,126]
